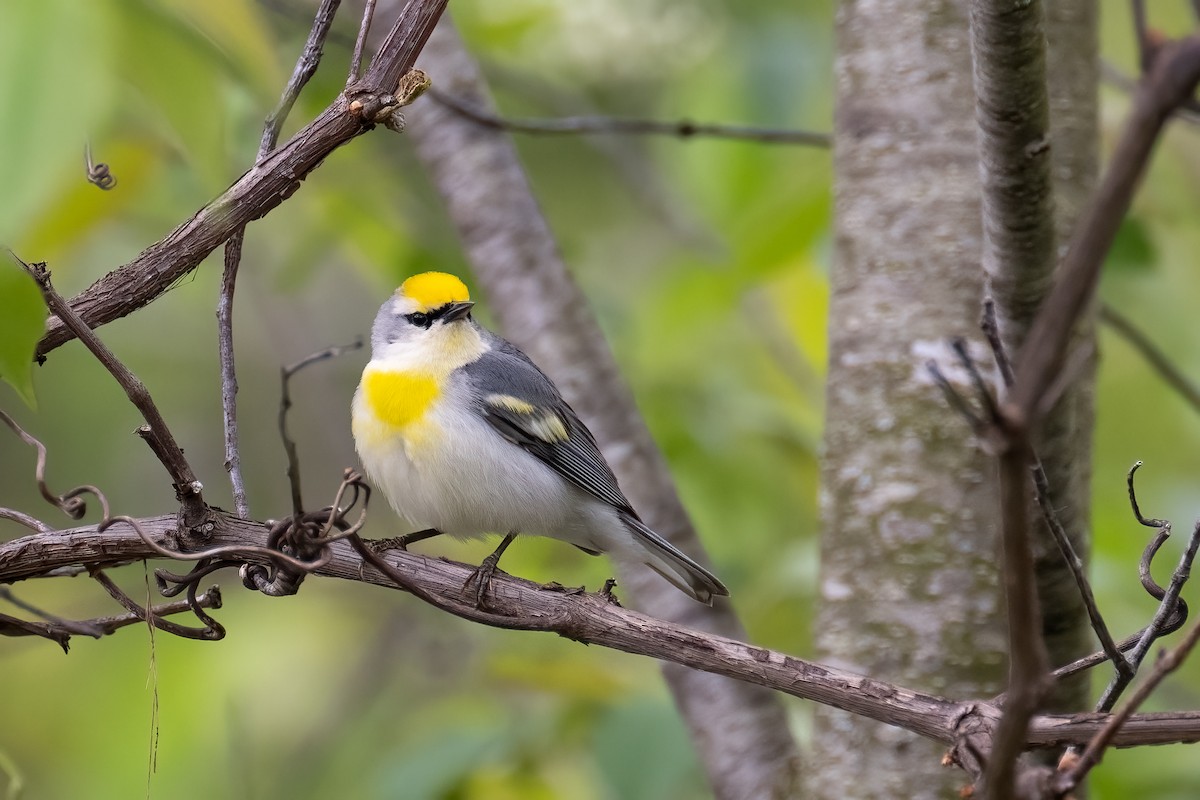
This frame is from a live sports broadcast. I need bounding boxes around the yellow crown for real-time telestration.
[397,271,471,311]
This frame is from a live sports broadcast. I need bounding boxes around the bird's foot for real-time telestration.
[462,533,517,609]
[463,557,504,609]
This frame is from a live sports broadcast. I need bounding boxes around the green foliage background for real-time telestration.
[0,1,1197,797]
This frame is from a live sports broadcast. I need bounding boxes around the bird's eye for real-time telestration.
[406,312,431,328]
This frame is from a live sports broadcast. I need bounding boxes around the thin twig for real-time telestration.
[0,506,52,533]
[1030,461,1131,679]
[1059,612,1200,792]
[12,258,206,524]
[985,435,1053,798]
[1100,303,1200,414]
[1133,0,1150,72]
[428,88,833,147]
[981,301,1131,680]
[278,340,363,515]
[1094,481,1200,712]
[91,570,223,640]
[927,360,988,435]
[87,587,223,635]
[0,586,222,645]
[0,613,71,651]
[929,339,1055,791]
[217,239,249,518]
[261,0,343,160]
[348,0,378,85]
[1010,32,1200,426]
[0,587,105,637]
[1101,58,1200,126]
[218,0,344,519]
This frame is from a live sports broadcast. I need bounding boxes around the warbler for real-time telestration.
[352,271,728,605]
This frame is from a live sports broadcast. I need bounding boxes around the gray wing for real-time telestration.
[463,337,636,516]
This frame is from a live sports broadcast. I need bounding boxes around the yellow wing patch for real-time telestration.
[529,413,569,443]
[485,393,569,443]
[485,393,536,415]
[398,272,470,312]
[363,369,440,428]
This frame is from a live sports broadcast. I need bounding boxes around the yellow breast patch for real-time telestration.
[363,369,439,428]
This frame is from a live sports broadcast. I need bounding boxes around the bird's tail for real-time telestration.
[619,513,729,605]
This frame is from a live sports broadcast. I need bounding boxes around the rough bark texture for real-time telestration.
[404,19,802,800]
[971,0,1100,768]
[813,2,1096,797]
[1027,0,1098,718]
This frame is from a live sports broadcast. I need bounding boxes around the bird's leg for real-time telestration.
[600,578,621,606]
[463,533,517,608]
[369,528,442,553]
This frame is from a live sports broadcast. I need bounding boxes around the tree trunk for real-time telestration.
[405,18,802,799]
[812,1,1096,797]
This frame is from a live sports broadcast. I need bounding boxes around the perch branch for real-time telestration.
[3,513,1200,751]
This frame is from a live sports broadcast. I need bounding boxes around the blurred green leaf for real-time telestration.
[593,700,703,800]
[0,259,46,408]
[1107,216,1156,273]
[111,0,232,190]
[156,0,283,96]
[0,0,116,244]
[376,728,497,799]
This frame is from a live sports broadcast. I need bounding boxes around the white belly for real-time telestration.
[353,382,619,552]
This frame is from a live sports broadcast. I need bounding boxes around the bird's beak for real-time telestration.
[442,301,475,322]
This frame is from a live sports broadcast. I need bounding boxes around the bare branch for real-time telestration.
[35,0,448,359]
[0,584,221,652]
[348,0,378,86]
[218,238,249,517]
[219,0,345,519]
[1093,473,1200,713]
[427,88,832,147]
[261,0,343,159]
[15,259,206,524]
[1059,610,1200,792]
[1030,459,1129,676]
[980,303,1130,681]
[4,512,1200,752]
[1100,303,1200,415]
[1011,34,1200,425]
[988,435,1053,798]
[278,341,363,516]
[0,506,52,533]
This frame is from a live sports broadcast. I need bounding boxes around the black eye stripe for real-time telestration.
[404,312,432,328]
[404,304,457,329]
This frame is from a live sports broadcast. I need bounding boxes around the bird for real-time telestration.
[352,271,729,606]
